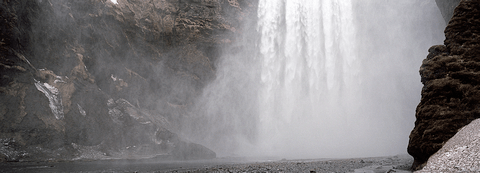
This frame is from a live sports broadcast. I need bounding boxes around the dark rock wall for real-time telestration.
[408,0,480,170]
[435,0,462,23]
[0,0,256,161]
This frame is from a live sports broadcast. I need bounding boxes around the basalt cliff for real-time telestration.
[0,0,256,161]
[408,0,480,170]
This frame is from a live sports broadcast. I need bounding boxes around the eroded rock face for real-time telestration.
[0,0,256,161]
[435,0,461,23]
[408,0,480,170]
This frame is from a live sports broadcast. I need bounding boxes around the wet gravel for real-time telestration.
[163,155,413,173]
[0,155,413,173]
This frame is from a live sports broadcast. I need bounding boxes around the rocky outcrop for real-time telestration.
[435,0,461,23]
[0,0,256,161]
[408,0,480,170]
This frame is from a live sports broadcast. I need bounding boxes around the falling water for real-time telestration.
[182,0,445,159]
[256,0,362,158]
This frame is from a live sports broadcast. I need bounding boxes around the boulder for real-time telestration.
[417,119,480,172]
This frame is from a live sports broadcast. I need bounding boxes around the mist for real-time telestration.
[179,0,446,159]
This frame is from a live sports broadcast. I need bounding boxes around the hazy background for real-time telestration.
[178,0,446,159]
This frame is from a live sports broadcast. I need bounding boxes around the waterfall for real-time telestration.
[256,0,361,158]
[183,0,445,159]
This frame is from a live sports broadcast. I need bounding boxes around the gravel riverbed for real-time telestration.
[0,154,413,173]
[163,155,413,173]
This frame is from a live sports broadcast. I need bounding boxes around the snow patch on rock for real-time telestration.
[34,79,64,120]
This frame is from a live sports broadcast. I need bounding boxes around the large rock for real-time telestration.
[417,118,480,172]
[0,0,257,161]
[408,0,480,170]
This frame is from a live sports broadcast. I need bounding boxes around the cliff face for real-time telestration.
[408,0,480,170]
[0,0,256,161]
[435,0,461,23]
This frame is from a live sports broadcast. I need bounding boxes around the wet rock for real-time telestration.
[173,141,216,160]
[0,0,256,161]
[408,0,480,170]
